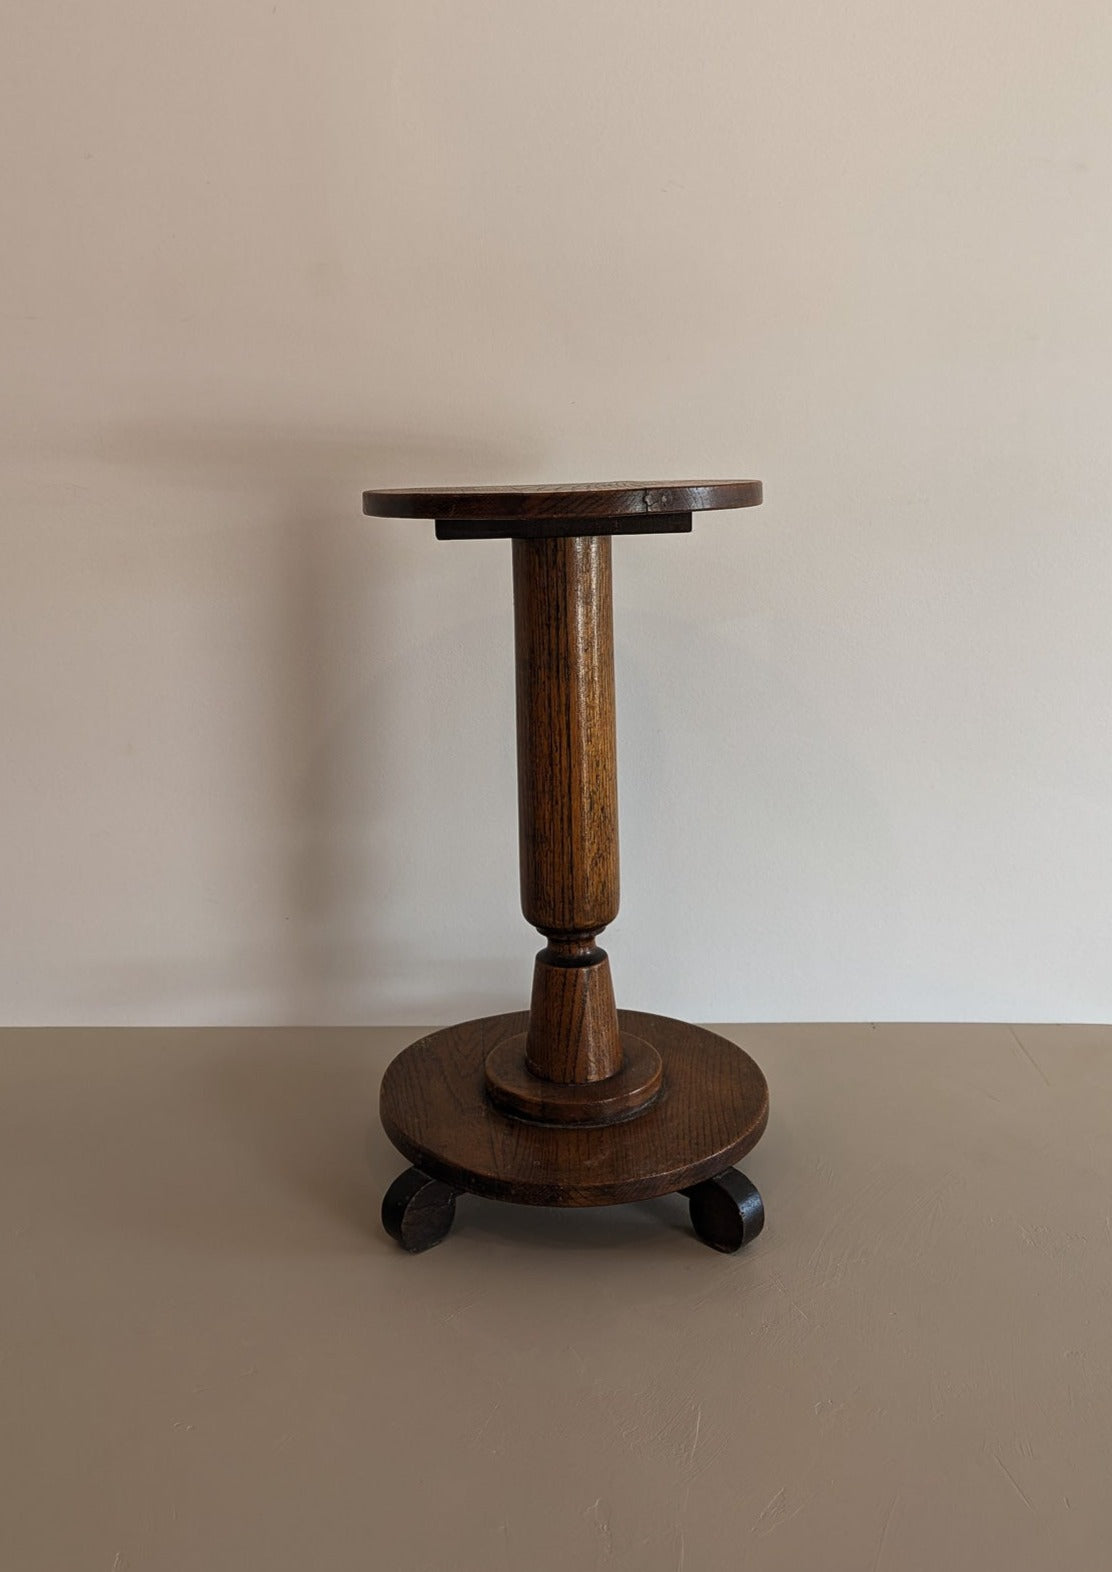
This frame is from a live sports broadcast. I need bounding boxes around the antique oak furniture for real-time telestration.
[362,481,769,1252]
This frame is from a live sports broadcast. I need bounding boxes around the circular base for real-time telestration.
[483,1031,662,1125]
[380,1010,769,1207]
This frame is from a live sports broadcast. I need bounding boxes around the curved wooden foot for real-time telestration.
[382,1167,459,1253]
[682,1168,765,1254]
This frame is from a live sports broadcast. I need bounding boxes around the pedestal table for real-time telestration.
[362,481,769,1252]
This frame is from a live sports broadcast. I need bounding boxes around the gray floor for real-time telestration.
[3,1024,1110,1570]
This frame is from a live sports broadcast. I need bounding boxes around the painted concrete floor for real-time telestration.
[3,1023,1111,1570]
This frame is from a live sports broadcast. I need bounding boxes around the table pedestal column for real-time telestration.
[483,535,663,1125]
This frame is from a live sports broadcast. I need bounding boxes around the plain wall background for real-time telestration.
[3,1,1111,1026]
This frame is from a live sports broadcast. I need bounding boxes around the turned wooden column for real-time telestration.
[364,482,770,1254]
[513,534,621,1083]
[484,531,664,1126]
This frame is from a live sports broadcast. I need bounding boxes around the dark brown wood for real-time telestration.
[380,1167,458,1253]
[513,537,618,938]
[369,477,770,1247]
[364,480,762,522]
[483,1029,662,1126]
[523,944,618,1083]
[379,1010,769,1207]
[512,537,622,1092]
[436,513,692,541]
[682,1169,766,1253]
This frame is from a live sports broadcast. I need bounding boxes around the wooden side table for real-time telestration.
[362,482,769,1253]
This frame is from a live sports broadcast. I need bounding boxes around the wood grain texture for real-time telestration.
[363,480,762,521]
[513,536,618,939]
[379,1010,770,1206]
[483,1029,662,1126]
[367,472,771,1222]
[523,944,621,1084]
[512,535,622,1085]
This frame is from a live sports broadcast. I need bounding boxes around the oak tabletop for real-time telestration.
[362,479,762,522]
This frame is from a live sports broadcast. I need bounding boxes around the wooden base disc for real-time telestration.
[483,1031,662,1125]
[380,1010,769,1207]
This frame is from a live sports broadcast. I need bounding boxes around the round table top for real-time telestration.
[362,479,762,521]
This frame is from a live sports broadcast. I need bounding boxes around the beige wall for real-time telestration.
[3,2,1112,1025]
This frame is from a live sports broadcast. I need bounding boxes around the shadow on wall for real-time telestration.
[61,421,543,1023]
